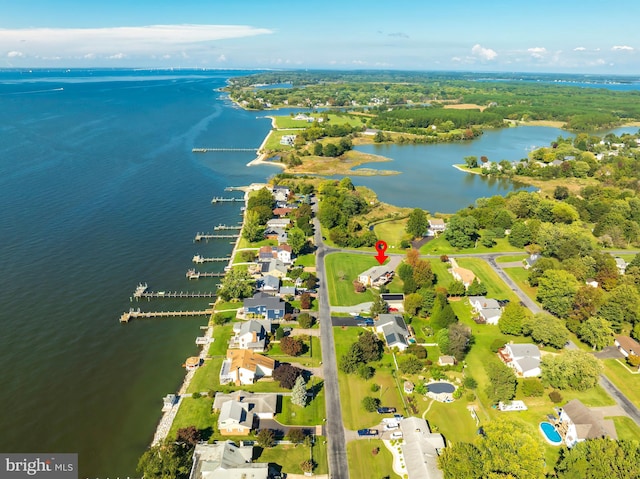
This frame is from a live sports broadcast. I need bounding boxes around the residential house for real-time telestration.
[217,400,254,435]
[272,207,293,217]
[523,254,540,270]
[358,264,394,287]
[260,258,288,279]
[558,399,617,448]
[188,441,269,479]
[243,292,285,320]
[428,218,446,234]
[375,314,411,351]
[279,286,297,297]
[614,335,640,358]
[280,135,297,146]
[258,245,293,265]
[450,266,476,289]
[272,185,291,202]
[614,257,627,275]
[399,416,445,479]
[213,391,278,420]
[363,128,381,136]
[438,356,456,367]
[266,218,291,229]
[499,343,541,377]
[230,320,270,352]
[259,274,280,293]
[468,296,502,325]
[219,349,276,386]
[263,226,287,243]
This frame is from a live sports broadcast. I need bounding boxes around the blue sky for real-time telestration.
[1,0,639,73]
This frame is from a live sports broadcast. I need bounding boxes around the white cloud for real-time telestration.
[612,45,634,51]
[217,54,227,62]
[471,44,497,61]
[0,24,273,60]
[7,50,24,58]
[83,53,95,59]
[573,47,587,51]
[107,53,126,60]
[527,47,547,59]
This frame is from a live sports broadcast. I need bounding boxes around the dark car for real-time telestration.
[377,407,397,414]
[357,428,379,436]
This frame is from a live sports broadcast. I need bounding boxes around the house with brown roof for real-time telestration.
[558,399,617,448]
[614,335,640,358]
[449,259,476,288]
[219,350,276,386]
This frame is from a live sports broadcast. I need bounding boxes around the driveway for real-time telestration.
[594,346,624,359]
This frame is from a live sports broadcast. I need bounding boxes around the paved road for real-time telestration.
[599,375,640,426]
[312,206,349,479]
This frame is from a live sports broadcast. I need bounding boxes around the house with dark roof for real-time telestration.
[523,254,540,270]
[243,292,285,320]
[558,399,617,448]
[375,313,410,351]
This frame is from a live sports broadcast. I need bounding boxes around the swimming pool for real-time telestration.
[539,422,562,445]
[427,382,455,394]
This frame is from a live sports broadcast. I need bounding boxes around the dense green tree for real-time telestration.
[297,312,314,329]
[527,257,561,286]
[521,378,545,397]
[217,268,255,301]
[413,259,435,288]
[339,343,364,374]
[485,359,517,404]
[598,284,640,331]
[466,277,488,296]
[554,185,570,200]
[287,428,306,444]
[137,442,193,479]
[256,429,276,448]
[444,215,479,248]
[406,343,428,359]
[431,302,458,330]
[370,293,389,317]
[406,208,429,238]
[273,364,304,389]
[398,355,424,374]
[498,302,532,335]
[357,364,375,380]
[446,323,473,360]
[536,269,579,318]
[357,331,384,362]
[287,227,307,255]
[447,280,466,297]
[291,375,307,407]
[362,396,381,412]
[526,312,569,348]
[541,350,603,391]
[578,316,614,350]
[247,188,275,210]
[463,156,479,168]
[242,210,266,242]
[555,438,640,479]
[404,293,423,316]
[439,442,483,479]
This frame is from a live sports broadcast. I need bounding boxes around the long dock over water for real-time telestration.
[192,254,231,263]
[213,224,241,230]
[131,283,216,300]
[193,148,257,152]
[211,197,244,203]
[186,269,226,279]
[195,233,240,241]
[119,308,213,323]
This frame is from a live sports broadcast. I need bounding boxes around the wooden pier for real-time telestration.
[213,224,242,230]
[193,148,257,153]
[186,269,226,280]
[131,283,216,300]
[211,197,244,203]
[192,254,231,264]
[195,233,240,241]
[119,307,213,323]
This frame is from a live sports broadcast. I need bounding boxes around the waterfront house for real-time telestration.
[217,400,254,435]
[266,218,291,229]
[262,258,288,278]
[258,245,293,264]
[259,274,280,293]
[188,441,269,479]
[213,391,278,420]
[468,296,502,325]
[375,313,410,351]
[243,292,285,320]
[280,135,297,147]
[358,264,394,287]
[230,320,270,352]
[219,349,276,386]
[272,207,293,217]
[558,399,617,448]
[499,343,541,377]
[428,218,446,234]
[399,417,445,479]
[614,335,640,358]
[272,185,291,202]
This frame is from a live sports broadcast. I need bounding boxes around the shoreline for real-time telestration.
[246,115,287,168]
[451,164,482,176]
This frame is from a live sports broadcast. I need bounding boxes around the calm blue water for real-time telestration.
[0,69,631,476]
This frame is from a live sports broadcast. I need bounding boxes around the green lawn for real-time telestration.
[213,301,243,311]
[208,324,234,356]
[495,254,527,263]
[373,219,409,249]
[325,253,378,306]
[237,237,276,249]
[503,267,539,303]
[455,258,520,302]
[334,327,404,429]
[256,439,328,475]
[347,440,399,479]
[423,398,478,444]
[264,129,298,151]
[278,380,326,426]
[419,235,523,255]
[294,253,316,267]
[187,357,289,394]
[430,258,455,287]
[267,336,322,367]
[603,358,640,407]
[272,113,362,129]
[609,416,640,441]
[168,396,215,440]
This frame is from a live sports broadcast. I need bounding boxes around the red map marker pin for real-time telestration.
[374,240,389,265]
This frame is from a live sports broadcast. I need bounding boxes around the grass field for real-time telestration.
[503,267,539,303]
[294,253,316,267]
[267,336,322,367]
[455,258,520,302]
[334,327,404,429]
[264,129,298,151]
[273,113,363,129]
[237,237,276,249]
[347,440,399,479]
[279,381,326,426]
[208,324,234,356]
[603,358,640,406]
[325,253,377,306]
[256,439,328,475]
[419,235,523,255]
[168,396,215,440]
[213,301,243,311]
[609,416,640,441]
[423,398,478,444]
[373,219,409,249]
[495,254,527,263]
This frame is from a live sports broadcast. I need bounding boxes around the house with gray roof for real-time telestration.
[213,391,278,420]
[375,314,410,351]
[358,264,394,287]
[559,399,617,448]
[259,274,280,293]
[231,320,270,352]
[523,253,540,269]
[218,400,254,436]
[188,441,269,479]
[500,343,541,377]
[468,296,502,325]
[243,292,285,320]
[399,417,445,479]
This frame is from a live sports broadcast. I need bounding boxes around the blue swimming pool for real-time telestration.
[539,422,562,445]
[427,382,455,394]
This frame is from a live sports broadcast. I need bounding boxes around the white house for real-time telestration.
[499,343,541,377]
[230,320,270,352]
[213,391,278,420]
[399,417,445,479]
[614,257,627,275]
[189,441,268,479]
[375,314,411,351]
[220,349,276,386]
[558,399,617,448]
[358,264,394,287]
[280,134,297,146]
[428,218,446,234]
[217,400,254,436]
[468,296,502,325]
[614,335,640,358]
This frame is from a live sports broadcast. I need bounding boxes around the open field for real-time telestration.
[347,440,399,479]
[279,382,326,426]
[168,397,215,440]
[208,324,234,357]
[443,103,486,111]
[256,439,328,475]
[373,218,409,249]
[267,336,322,368]
[294,253,316,267]
[264,129,297,151]
[325,253,377,306]
[423,398,478,444]
[334,327,404,429]
[289,150,400,176]
[603,358,640,407]
[273,113,363,129]
[455,258,520,302]
[419,235,523,255]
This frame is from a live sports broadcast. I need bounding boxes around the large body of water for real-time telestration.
[0,69,635,477]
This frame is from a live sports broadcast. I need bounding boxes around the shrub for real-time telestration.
[452,388,463,399]
[466,392,476,402]
[275,326,285,340]
[549,390,563,403]
[353,280,366,293]
[297,312,314,329]
[371,447,380,456]
[521,378,544,397]
[399,356,423,374]
[287,428,306,444]
[490,338,505,353]
[300,460,315,473]
[191,392,201,399]
[370,383,380,392]
[362,396,381,412]
[628,354,640,369]
[358,364,375,380]
[463,376,478,389]
[213,313,228,325]
[407,343,428,359]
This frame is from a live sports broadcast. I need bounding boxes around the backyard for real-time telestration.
[325,253,378,306]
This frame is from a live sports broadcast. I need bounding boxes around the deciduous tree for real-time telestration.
[541,350,602,391]
[578,316,614,350]
[536,269,579,318]
[485,359,516,404]
[498,302,532,335]
[281,336,304,356]
[406,208,429,238]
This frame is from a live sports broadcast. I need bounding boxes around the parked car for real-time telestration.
[377,407,397,414]
[393,414,404,420]
[357,428,379,437]
[390,431,403,440]
[384,423,399,431]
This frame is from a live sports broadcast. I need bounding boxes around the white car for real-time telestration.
[390,431,403,439]
[384,423,399,431]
